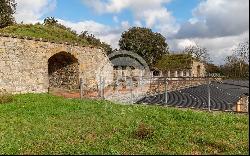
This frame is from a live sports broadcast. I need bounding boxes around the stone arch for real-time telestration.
[48,51,80,90]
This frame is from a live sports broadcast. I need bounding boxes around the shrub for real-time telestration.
[133,122,155,139]
[0,89,13,104]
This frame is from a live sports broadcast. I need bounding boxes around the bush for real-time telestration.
[133,122,155,139]
[0,89,13,104]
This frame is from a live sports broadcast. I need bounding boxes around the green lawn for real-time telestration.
[0,94,248,155]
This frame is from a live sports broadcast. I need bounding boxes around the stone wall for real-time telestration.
[191,60,206,77]
[114,69,146,79]
[0,35,113,94]
[233,95,249,113]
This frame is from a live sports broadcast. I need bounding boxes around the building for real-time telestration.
[155,54,206,77]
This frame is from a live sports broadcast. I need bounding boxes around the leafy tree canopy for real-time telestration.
[119,27,169,68]
[0,0,16,28]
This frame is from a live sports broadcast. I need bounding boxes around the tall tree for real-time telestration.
[119,27,169,68]
[0,0,16,28]
[222,39,250,79]
[233,39,249,64]
[184,43,211,63]
[233,40,249,77]
[205,63,223,76]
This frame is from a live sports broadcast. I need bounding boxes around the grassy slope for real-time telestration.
[0,24,89,46]
[0,94,248,155]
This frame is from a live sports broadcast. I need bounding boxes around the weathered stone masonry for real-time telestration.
[0,35,113,94]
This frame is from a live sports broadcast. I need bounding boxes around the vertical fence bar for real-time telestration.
[207,77,211,111]
[102,77,105,99]
[164,77,168,104]
[157,77,160,94]
[149,76,152,92]
[99,76,102,98]
[80,78,83,99]
[130,76,133,104]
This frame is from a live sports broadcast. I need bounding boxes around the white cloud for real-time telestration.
[58,19,129,49]
[175,0,249,38]
[170,0,249,65]
[82,0,178,36]
[169,31,249,64]
[83,0,172,14]
[14,0,56,23]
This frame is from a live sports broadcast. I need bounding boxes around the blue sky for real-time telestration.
[45,0,199,26]
[14,0,249,64]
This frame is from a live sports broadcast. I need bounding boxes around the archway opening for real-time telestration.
[48,52,79,90]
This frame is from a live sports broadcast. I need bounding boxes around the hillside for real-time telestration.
[0,94,248,155]
[0,24,89,46]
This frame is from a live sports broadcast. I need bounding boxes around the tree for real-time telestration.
[222,54,249,79]
[205,63,223,76]
[184,44,211,63]
[0,0,16,28]
[44,17,58,26]
[222,40,249,79]
[232,40,249,77]
[233,39,249,64]
[79,31,112,54]
[119,27,169,68]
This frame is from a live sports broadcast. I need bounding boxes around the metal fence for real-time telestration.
[79,76,249,113]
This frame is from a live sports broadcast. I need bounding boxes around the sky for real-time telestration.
[14,0,249,65]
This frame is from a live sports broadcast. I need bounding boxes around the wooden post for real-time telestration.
[80,78,83,99]
[207,77,211,111]
[164,77,168,104]
[102,77,105,99]
[99,76,102,98]
[130,76,133,104]
[157,77,160,94]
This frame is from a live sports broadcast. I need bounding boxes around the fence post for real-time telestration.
[157,77,160,94]
[207,77,211,111]
[149,75,152,93]
[102,77,106,99]
[80,78,83,99]
[99,76,102,98]
[130,76,133,104]
[164,77,168,104]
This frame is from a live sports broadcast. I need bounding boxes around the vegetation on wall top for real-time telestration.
[156,53,194,72]
[0,17,113,53]
[0,23,89,45]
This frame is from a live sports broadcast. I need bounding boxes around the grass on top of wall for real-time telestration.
[0,94,248,155]
[0,24,89,46]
